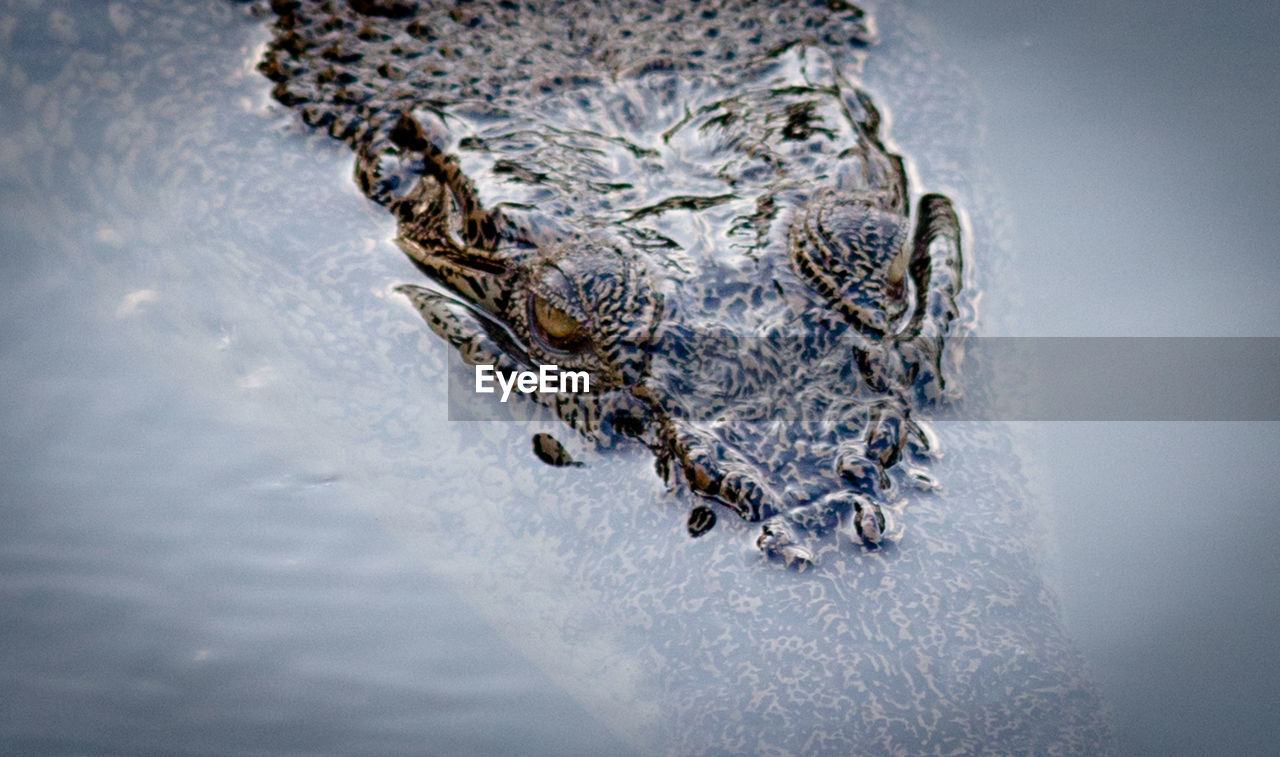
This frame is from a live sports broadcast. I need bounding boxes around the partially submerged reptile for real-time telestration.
[0,1,1112,751]
[249,0,963,565]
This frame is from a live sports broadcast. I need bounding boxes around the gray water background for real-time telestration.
[1,0,1277,755]
[896,1,1280,754]
[0,3,635,754]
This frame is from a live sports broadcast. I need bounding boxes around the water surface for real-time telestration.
[2,0,1276,755]
[893,1,1280,753]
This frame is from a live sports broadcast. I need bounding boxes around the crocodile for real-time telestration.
[251,0,963,566]
[0,0,1112,751]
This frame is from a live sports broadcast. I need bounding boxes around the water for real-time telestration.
[1,1,1277,755]
[0,3,631,753]
[891,1,1280,753]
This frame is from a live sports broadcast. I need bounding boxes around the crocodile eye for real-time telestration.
[530,294,589,352]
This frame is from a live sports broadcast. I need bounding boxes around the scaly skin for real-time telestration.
[254,0,963,565]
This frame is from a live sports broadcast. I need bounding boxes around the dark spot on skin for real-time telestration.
[347,0,418,20]
[687,505,716,537]
[532,432,583,467]
[609,413,646,439]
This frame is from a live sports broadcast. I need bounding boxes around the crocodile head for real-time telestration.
[377,105,962,566]
[260,0,964,565]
